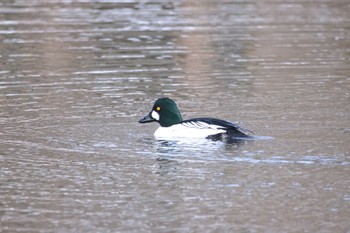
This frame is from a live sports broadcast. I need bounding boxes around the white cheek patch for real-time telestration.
[151,110,160,121]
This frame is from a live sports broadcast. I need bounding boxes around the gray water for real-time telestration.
[1,0,349,232]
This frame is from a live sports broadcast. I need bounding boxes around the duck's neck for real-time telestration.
[159,111,183,127]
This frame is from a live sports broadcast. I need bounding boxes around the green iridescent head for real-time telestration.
[139,98,183,127]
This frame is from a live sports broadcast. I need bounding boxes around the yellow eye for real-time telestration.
[156,107,161,111]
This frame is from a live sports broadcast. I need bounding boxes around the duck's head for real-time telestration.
[139,98,183,127]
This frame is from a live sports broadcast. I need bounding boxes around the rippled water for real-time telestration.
[1,0,349,232]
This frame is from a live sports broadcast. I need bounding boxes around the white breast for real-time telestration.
[154,122,226,139]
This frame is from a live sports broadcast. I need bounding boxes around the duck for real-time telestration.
[139,98,254,141]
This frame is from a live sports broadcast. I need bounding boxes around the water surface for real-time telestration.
[1,0,349,232]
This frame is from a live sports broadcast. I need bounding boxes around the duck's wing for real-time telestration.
[181,117,253,137]
[180,118,223,130]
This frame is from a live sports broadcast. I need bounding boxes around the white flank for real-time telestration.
[151,110,160,121]
[154,121,226,139]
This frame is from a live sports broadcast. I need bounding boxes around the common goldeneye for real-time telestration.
[139,98,254,140]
